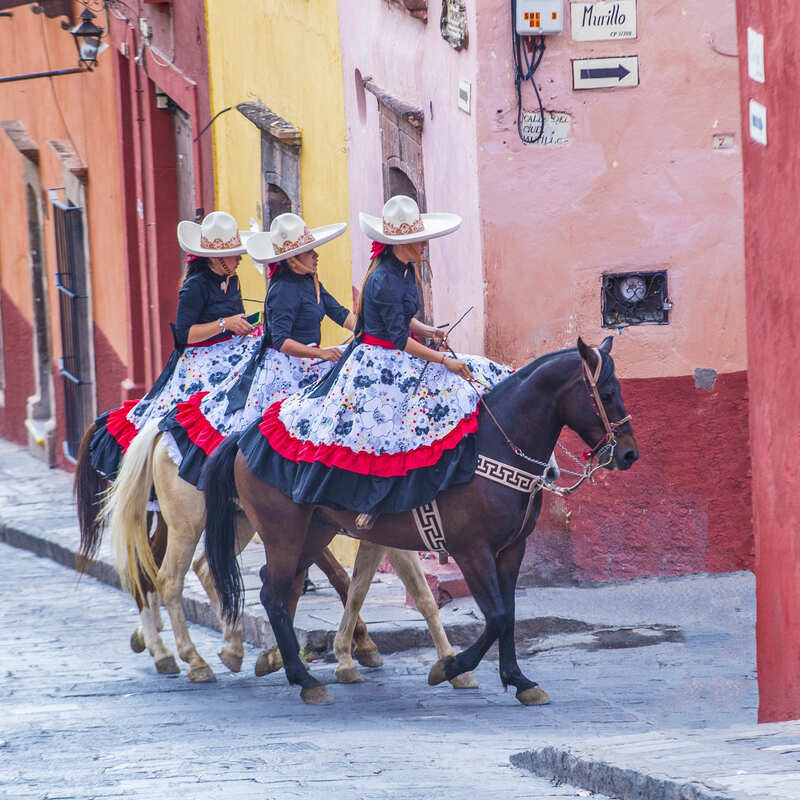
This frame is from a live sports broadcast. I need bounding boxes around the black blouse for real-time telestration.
[266,271,350,351]
[173,269,246,347]
[361,251,419,350]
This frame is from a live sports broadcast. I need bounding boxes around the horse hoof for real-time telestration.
[300,685,332,705]
[255,648,283,677]
[335,666,364,684]
[428,658,451,686]
[130,629,146,654]
[188,664,216,683]
[517,686,550,706]
[154,655,180,675]
[218,648,243,673]
[450,671,478,689]
[354,649,383,668]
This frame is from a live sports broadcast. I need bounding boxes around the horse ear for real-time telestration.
[599,335,613,354]
[577,337,597,368]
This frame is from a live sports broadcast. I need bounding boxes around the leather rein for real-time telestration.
[477,347,632,499]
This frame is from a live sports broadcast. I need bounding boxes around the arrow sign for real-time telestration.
[572,56,639,90]
[580,63,630,81]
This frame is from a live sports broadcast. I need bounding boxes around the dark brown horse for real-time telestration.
[203,337,639,704]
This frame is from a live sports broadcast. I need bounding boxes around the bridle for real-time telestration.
[581,346,632,460]
[477,347,632,497]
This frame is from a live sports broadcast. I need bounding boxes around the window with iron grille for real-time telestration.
[601,270,672,329]
[52,198,92,460]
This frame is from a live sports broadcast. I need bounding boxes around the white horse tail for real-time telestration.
[102,420,161,604]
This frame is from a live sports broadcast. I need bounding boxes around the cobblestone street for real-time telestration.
[0,541,757,799]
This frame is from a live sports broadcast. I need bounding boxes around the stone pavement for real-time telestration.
[2,436,798,799]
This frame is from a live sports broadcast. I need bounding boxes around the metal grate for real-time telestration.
[53,198,91,460]
[601,270,671,329]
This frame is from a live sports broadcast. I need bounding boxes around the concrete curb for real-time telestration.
[510,747,733,800]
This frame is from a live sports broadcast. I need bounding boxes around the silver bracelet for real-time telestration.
[218,318,226,334]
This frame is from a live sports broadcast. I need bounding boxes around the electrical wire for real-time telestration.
[39,14,84,165]
[511,0,546,144]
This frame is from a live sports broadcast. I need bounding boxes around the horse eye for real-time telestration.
[600,393,613,403]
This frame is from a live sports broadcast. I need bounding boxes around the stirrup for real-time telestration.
[355,513,376,530]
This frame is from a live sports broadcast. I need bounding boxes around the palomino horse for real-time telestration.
[203,337,639,704]
[84,421,477,687]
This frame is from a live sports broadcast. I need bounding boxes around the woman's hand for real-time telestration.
[429,327,447,349]
[223,314,254,336]
[320,347,343,363]
[443,356,474,381]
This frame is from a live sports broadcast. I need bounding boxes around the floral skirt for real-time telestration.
[89,335,261,481]
[159,347,334,486]
[238,342,513,514]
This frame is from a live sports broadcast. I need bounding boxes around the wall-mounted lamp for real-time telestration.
[71,8,106,70]
[0,4,107,84]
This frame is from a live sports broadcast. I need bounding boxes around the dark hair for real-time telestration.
[181,256,211,287]
[356,247,392,318]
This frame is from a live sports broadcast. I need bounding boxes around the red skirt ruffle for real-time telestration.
[172,391,224,456]
[258,399,480,478]
[105,399,141,453]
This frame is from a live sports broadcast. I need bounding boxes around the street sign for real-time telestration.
[572,56,639,90]
[749,100,767,146]
[521,110,571,145]
[571,1,637,41]
[747,28,765,83]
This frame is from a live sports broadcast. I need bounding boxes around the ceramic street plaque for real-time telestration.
[571,1,637,41]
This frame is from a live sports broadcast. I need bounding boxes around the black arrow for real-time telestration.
[580,63,631,82]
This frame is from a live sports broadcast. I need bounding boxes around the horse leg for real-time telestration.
[496,538,550,706]
[131,513,167,655]
[332,542,385,683]
[427,546,507,687]
[387,548,478,690]
[138,590,179,674]
[193,512,253,673]
[156,518,216,682]
[257,508,331,703]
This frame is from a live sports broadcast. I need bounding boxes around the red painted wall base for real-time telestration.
[521,370,753,584]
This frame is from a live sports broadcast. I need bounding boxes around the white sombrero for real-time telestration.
[177,211,252,257]
[358,195,461,245]
[246,213,347,264]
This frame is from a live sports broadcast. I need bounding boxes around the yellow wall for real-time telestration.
[205,1,357,566]
[205,0,353,343]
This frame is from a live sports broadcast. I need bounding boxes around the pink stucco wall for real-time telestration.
[475,0,746,378]
[337,1,485,352]
[336,1,753,584]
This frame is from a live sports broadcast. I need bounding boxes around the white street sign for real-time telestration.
[572,56,639,90]
[747,28,765,83]
[749,100,767,146]
[571,1,637,41]
[458,80,471,114]
[521,110,572,146]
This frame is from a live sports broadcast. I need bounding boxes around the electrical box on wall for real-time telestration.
[516,0,564,35]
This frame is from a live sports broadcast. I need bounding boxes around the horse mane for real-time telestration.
[485,345,615,401]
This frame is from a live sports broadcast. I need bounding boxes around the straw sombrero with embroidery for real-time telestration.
[246,213,347,265]
[177,211,252,257]
[358,195,461,245]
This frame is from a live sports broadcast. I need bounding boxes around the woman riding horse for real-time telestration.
[235,195,513,525]
[158,212,356,486]
[199,196,640,705]
[88,211,259,483]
